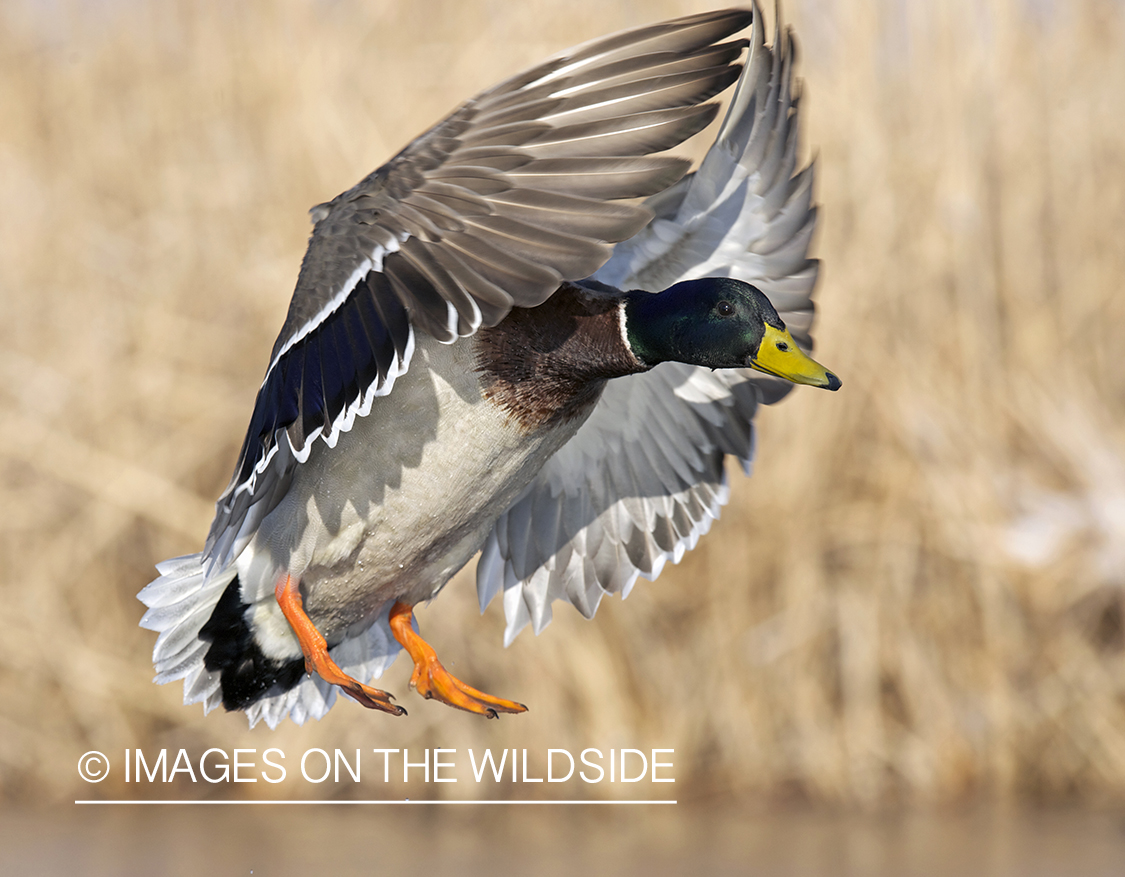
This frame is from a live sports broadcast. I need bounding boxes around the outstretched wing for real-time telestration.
[477,3,820,641]
[202,9,755,571]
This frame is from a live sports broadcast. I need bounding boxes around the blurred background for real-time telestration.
[2,0,1124,873]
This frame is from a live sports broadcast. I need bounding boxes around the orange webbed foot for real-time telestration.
[388,601,527,718]
[275,574,406,716]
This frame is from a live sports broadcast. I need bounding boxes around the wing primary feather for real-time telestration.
[544,66,741,124]
[519,104,719,159]
[532,40,748,98]
[480,9,752,100]
[487,190,652,241]
[457,120,553,150]
[507,156,691,200]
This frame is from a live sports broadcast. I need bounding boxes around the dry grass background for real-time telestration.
[2,0,1124,810]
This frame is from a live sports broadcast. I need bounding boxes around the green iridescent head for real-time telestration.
[624,278,840,389]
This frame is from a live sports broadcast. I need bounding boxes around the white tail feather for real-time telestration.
[138,554,403,728]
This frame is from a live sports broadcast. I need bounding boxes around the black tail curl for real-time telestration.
[199,575,305,711]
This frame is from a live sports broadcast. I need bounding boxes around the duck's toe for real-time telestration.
[337,678,406,716]
[389,601,527,718]
[275,573,406,716]
[411,663,527,719]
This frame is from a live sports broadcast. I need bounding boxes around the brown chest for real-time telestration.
[475,283,649,432]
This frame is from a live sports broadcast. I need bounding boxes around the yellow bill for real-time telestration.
[750,325,841,390]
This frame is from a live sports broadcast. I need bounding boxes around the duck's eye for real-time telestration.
[776,341,790,352]
[716,300,736,318]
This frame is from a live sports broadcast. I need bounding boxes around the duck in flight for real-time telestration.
[140,5,839,727]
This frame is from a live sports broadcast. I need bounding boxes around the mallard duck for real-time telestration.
[139,5,838,727]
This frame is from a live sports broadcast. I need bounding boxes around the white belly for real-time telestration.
[237,334,590,649]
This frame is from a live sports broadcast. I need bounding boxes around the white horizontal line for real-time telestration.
[75,799,676,806]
